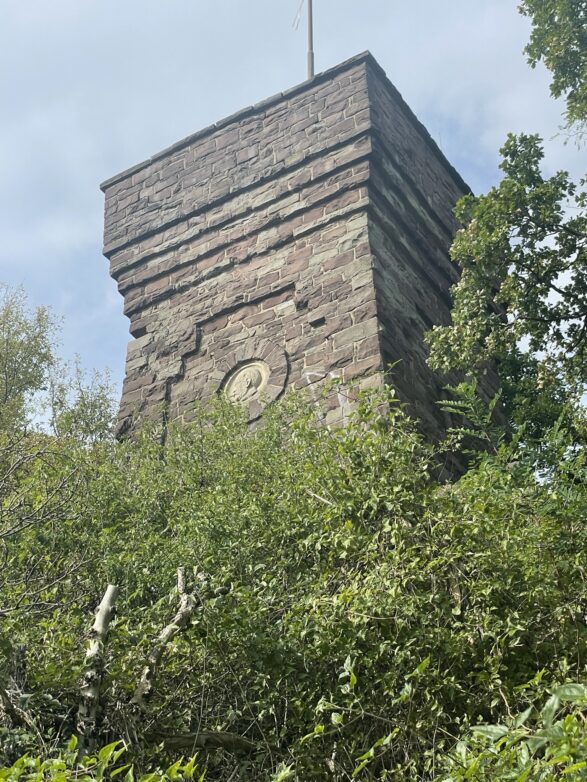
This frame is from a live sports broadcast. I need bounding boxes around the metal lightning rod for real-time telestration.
[307,0,315,79]
[293,0,315,80]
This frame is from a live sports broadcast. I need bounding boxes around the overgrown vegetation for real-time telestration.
[1,2,586,779]
[1,378,586,780]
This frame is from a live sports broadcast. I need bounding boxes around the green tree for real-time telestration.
[48,360,116,445]
[0,284,115,441]
[426,133,587,438]
[520,0,587,129]
[427,3,587,442]
[0,285,56,433]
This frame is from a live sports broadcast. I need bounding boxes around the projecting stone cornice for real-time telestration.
[100,51,467,197]
[102,52,469,264]
[105,130,372,265]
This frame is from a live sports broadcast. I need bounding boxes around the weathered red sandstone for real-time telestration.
[102,52,484,439]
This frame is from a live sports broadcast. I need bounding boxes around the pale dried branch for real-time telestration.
[123,568,242,754]
[130,567,201,710]
[77,583,119,755]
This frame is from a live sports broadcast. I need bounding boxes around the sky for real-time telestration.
[0,0,583,397]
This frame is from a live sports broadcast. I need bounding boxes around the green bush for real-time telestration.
[0,738,202,781]
[1,388,586,779]
[438,681,587,780]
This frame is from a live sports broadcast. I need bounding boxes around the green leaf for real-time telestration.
[111,765,131,779]
[98,741,123,765]
[472,725,509,741]
[563,761,587,774]
[541,694,560,727]
[164,759,184,780]
[181,756,199,780]
[513,706,534,728]
[554,683,587,701]
[271,763,294,781]
[408,656,431,678]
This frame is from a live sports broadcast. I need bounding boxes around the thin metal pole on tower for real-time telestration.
[307,0,315,79]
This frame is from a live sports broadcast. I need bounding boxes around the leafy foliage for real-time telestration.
[48,359,116,445]
[1,389,587,779]
[426,133,587,438]
[438,681,587,780]
[0,285,56,433]
[520,0,587,129]
[1,738,203,782]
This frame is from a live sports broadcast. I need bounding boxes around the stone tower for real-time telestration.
[101,52,470,439]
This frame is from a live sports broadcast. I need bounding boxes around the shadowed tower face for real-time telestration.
[101,52,473,439]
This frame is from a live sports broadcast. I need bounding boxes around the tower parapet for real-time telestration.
[102,52,477,438]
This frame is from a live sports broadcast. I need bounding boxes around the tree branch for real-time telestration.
[0,683,28,728]
[0,683,44,746]
[130,568,201,710]
[154,730,254,753]
[77,583,119,756]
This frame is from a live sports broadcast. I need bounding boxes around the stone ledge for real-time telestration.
[100,50,468,203]
[119,203,368,319]
[103,129,372,259]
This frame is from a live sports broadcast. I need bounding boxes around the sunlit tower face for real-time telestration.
[102,53,489,445]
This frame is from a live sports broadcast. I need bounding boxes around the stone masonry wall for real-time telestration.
[365,60,500,437]
[103,55,383,432]
[365,62,468,438]
[102,52,475,440]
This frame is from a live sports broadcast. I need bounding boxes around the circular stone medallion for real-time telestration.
[215,339,289,422]
[223,360,270,404]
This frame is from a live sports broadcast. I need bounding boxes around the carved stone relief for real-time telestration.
[223,361,271,403]
[216,338,289,421]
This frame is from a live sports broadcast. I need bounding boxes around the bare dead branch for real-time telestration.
[77,583,119,756]
[130,568,201,710]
